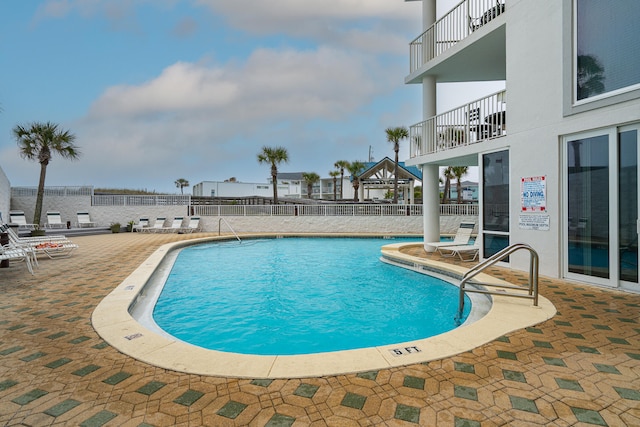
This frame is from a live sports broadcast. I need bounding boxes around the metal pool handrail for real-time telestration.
[218,217,241,242]
[456,243,539,322]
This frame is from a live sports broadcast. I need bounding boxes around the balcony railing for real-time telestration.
[409,0,506,73]
[410,90,506,158]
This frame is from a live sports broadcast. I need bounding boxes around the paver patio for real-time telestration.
[0,233,638,426]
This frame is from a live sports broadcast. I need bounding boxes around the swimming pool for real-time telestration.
[152,237,471,355]
[92,234,556,378]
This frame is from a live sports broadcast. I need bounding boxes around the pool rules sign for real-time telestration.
[519,176,550,231]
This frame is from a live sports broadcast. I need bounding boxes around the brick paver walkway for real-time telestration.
[0,233,638,426]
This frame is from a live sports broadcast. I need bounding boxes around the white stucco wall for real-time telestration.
[503,0,640,278]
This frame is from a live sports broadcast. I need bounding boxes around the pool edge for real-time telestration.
[91,235,556,379]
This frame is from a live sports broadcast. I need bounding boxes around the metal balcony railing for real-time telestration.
[409,90,506,158]
[410,0,506,74]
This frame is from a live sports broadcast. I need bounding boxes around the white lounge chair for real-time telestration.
[45,211,67,229]
[76,212,95,228]
[437,239,481,262]
[181,217,200,233]
[426,221,476,252]
[1,223,77,259]
[142,217,166,233]
[9,211,37,230]
[132,218,149,232]
[1,244,35,274]
[163,217,184,233]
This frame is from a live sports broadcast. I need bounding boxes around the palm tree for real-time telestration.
[302,172,320,199]
[441,166,455,204]
[174,178,190,194]
[13,122,80,226]
[577,54,605,100]
[257,146,289,204]
[329,170,340,201]
[452,166,469,204]
[347,161,366,202]
[334,160,350,200]
[385,126,409,204]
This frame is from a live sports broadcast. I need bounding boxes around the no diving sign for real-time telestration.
[521,176,546,212]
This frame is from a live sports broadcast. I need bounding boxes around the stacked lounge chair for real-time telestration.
[0,223,78,259]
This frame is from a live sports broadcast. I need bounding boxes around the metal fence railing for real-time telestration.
[193,204,477,217]
[11,186,94,197]
[410,90,506,157]
[410,0,506,73]
[92,194,191,206]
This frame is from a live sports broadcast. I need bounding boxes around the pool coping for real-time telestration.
[91,234,556,379]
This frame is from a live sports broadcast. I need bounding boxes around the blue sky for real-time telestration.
[1,0,494,194]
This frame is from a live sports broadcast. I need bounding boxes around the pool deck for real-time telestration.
[0,233,638,426]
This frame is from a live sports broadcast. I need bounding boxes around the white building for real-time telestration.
[406,0,639,292]
[192,180,301,198]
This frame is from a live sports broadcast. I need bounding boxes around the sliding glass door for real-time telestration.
[565,125,639,289]
[619,128,638,285]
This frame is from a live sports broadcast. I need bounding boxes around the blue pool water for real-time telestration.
[153,237,471,355]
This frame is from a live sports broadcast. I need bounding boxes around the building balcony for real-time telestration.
[408,0,506,83]
[409,90,506,158]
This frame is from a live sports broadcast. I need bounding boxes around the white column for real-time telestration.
[422,164,440,251]
[421,0,439,250]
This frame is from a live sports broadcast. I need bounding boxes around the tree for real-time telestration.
[452,166,469,203]
[346,161,366,202]
[302,172,320,199]
[334,160,350,200]
[441,166,455,204]
[577,54,605,100]
[175,178,190,194]
[385,126,409,203]
[329,170,340,201]
[14,122,80,226]
[257,146,289,204]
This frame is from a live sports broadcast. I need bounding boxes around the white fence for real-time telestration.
[409,0,506,73]
[193,204,477,217]
[92,194,191,206]
[11,186,94,197]
[410,90,506,157]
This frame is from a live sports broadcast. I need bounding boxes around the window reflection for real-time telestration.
[576,0,640,101]
[567,135,609,278]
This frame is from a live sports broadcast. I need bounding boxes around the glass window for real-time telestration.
[567,135,609,278]
[576,0,640,101]
[482,150,510,258]
[483,150,509,233]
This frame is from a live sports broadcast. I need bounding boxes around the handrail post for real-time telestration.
[457,243,539,323]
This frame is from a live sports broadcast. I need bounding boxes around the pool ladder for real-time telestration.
[218,218,241,242]
[456,243,539,323]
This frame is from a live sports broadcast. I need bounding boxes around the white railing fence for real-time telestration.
[194,204,477,217]
[409,0,506,73]
[410,90,506,157]
[92,194,191,206]
[11,186,94,197]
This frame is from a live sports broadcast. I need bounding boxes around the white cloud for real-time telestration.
[89,46,394,121]
[197,0,421,54]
